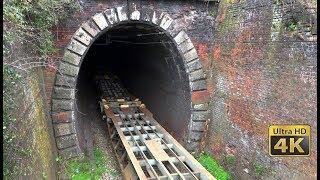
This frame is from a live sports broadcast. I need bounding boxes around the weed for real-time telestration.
[253,162,266,176]
[226,155,236,165]
[66,147,117,180]
[197,153,232,180]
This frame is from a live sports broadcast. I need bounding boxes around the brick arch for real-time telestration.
[51,5,210,159]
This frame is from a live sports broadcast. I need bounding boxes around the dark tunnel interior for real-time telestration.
[75,22,192,150]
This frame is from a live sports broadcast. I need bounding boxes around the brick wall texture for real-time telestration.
[205,0,317,179]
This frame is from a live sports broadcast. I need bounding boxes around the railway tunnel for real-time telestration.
[51,4,212,168]
[75,22,194,152]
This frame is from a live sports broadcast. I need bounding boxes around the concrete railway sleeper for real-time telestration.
[96,75,214,180]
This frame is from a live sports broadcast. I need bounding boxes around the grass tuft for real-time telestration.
[197,153,232,180]
[66,148,117,180]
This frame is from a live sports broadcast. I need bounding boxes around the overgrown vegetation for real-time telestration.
[225,155,236,165]
[3,0,80,61]
[66,148,118,180]
[253,162,267,176]
[3,65,23,178]
[197,153,232,180]
[3,0,80,178]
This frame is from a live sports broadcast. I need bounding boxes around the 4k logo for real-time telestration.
[269,125,310,156]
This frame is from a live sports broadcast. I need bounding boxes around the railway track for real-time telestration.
[96,75,215,180]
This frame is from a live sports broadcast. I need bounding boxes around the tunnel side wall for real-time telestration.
[47,1,215,159]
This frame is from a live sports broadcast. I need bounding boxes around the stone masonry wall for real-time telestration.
[45,0,217,158]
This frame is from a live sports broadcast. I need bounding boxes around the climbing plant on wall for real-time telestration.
[3,0,80,178]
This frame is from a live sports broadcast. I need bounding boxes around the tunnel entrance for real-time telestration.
[75,22,191,150]
[52,7,210,158]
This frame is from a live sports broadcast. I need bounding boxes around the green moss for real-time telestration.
[3,0,80,57]
[3,65,22,178]
[253,162,266,176]
[197,153,232,180]
[66,148,118,180]
[226,155,236,165]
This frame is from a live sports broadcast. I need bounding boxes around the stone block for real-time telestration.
[59,146,79,159]
[130,9,140,20]
[178,38,194,53]
[140,7,153,22]
[190,80,207,91]
[174,31,189,45]
[183,48,198,63]
[192,103,209,111]
[74,28,92,46]
[52,99,74,111]
[191,111,207,121]
[189,69,205,82]
[58,62,79,77]
[189,131,203,141]
[92,13,108,30]
[56,134,77,149]
[191,121,206,131]
[185,141,199,151]
[54,123,75,136]
[53,87,75,99]
[152,10,164,25]
[116,6,128,21]
[63,50,81,66]
[55,74,76,87]
[104,8,118,25]
[159,13,173,30]
[185,59,202,73]
[52,111,74,123]
[82,21,100,37]
[67,39,87,55]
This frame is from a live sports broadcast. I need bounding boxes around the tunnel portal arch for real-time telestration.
[51,6,209,158]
